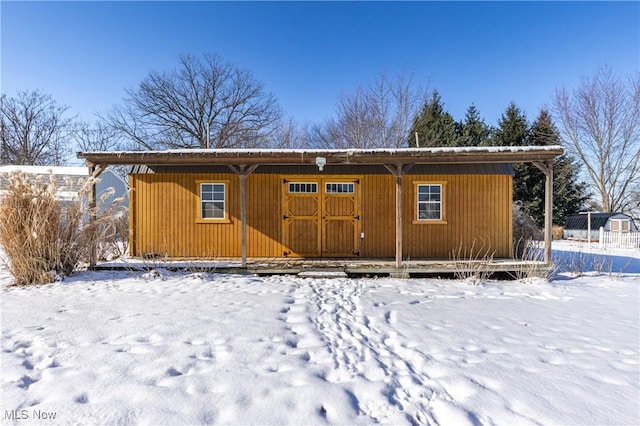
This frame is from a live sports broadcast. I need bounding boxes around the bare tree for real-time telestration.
[73,120,122,152]
[73,120,131,183]
[259,117,309,149]
[0,90,73,165]
[554,67,640,212]
[108,53,282,150]
[309,70,425,148]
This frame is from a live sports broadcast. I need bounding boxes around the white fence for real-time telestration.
[599,228,640,249]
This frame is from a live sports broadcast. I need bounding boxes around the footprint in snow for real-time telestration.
[18,375,39,390]
[166,367,183,377]
[385,310,397,324]
[74,393,89,404]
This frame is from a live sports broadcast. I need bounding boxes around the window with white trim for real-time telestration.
[417,184,442,221]
[610,219,630,232]
[200,183,226,220]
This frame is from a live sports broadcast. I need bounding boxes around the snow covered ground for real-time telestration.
[1,242,638,425]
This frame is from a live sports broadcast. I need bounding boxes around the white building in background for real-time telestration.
[0,165,128,210]
[563,212,637,241]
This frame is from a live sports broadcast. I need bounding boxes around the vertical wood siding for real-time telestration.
[130,172,512,259]
[402,174,513,259]
[246,173,285,257]
[360,174,396,258]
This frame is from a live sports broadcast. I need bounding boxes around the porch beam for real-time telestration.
[228,165,259,268]
[384,164,413,269]
[88,163,98,268]
[533,160,554,264]
[89,164,108,179]
[86,163,108,269]
[78,146,565,168]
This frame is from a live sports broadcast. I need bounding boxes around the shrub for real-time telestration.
[513,202,542,259]
[0,172,125,285]
[552,225,564,240]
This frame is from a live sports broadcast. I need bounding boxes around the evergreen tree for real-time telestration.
[457,104,490,146]
[492,103,538,226]
[492,102,529,146]
[525,109,590,226]
[511,109,588,226]
[408,91,458,147]
[552,154,590,226]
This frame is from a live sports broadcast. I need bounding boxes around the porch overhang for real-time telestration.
[78,146,563,167]
[78,146,564,270]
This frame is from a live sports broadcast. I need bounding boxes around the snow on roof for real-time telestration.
[0,165,88,176]
[82,145,564,156]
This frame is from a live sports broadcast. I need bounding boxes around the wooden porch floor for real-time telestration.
[93,257,552,279]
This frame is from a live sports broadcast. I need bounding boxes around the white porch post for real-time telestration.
[599,226,604,248]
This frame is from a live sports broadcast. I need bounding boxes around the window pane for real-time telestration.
[200,183,225,219]
[289,182,317,193]
[417,184,442,221]
[201,184,213,200]
[418,206,440,220]
[202,202,224,219]
[326,183,354,193]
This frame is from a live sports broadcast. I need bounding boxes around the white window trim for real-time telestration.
[414,182,447,224]
[196,181,229,223]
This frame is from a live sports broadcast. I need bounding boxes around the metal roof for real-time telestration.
[564,213,632,230]
[129,163,515,175]
[78,146,564,167]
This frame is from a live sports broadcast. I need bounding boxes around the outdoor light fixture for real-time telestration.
[315,156,327,171]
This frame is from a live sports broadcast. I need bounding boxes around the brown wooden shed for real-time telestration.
[78,146,563,269]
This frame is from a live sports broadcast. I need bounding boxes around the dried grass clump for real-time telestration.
[450,237,496,285]
[0,172,125,285]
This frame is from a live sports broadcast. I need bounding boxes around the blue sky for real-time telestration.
[2,1,638,129]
